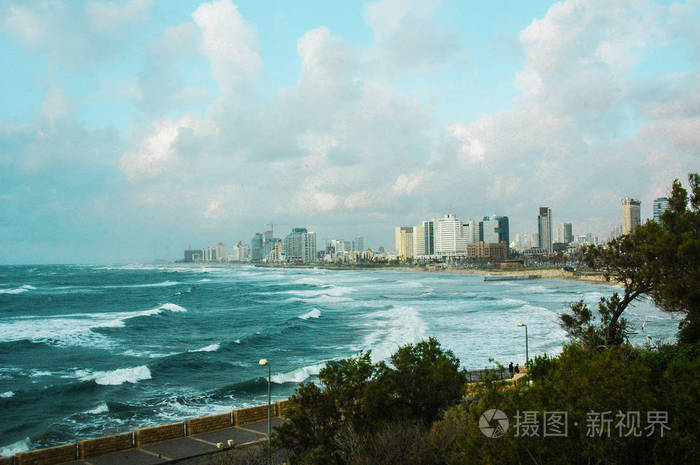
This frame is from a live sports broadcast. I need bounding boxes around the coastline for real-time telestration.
[253,263,618,286]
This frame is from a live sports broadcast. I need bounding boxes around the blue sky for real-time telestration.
[1,0,699,263]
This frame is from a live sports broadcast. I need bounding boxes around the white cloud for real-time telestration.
[85,0,151,33]
[192,0,262,92]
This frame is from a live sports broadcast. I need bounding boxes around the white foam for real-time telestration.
[362,305,428,362]
[299,308,321,320]
[0,437,31,456]
[499,298,528,306]
[158,303,187,313]
[0,303,187,347]
[524,285,549,293]
[84,402,109,414]
[293,277,325,286]
[234,339,241,344]
[272,362,326,384]
[397,280,423,288]
[79,365,152,385]
[0,391,14,398]
[30,370,52,377]
[0,284,35,294]
[191,343,220,352]
[285,285,354,298]
[198,278,212,282]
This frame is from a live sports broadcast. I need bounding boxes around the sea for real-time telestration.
[0,264,679,455]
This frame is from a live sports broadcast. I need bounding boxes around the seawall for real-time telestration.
[0,400,291,465]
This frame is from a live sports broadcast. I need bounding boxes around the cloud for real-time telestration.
[2,1,152,69]
[192,0,262,92]
[3,0,700,262]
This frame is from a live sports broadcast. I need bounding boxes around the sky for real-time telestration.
[0,0,699,264]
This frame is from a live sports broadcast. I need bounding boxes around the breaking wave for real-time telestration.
[299,308,321,320]
[272,362,326,384]
[0,285,36,294]
[190,343,220,353]
[79,365,152,386]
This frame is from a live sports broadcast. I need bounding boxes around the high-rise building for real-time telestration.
[413,224,425,258]
[538,207,553,253]
[462,219,478,244]
[395,226,414,260]
[352,236,364,252]
[284,228,316,263]
[653,197,669,222]
[216,242,225,262]
[435,213,467,258]
[304,232,317,263]
[557,222,573,244]
[622,198,641,235]
[251,233,263,262]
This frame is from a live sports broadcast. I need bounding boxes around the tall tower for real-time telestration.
[622,198,641,234]
[538,207,552,253]
[653,197,669,222]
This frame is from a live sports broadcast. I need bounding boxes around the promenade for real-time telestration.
[1,403,289,465]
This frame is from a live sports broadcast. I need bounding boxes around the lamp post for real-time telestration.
[259,358,271,464]
[518,322,529,365]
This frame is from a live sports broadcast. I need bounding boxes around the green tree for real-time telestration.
[562,173,699,345]
[650,174,700,343]
[274,339,467,464]
[382,338,467,424]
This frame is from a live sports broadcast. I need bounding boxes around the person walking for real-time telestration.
[514,364,520,374]
[508,362,514,378]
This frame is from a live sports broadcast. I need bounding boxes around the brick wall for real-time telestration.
[135,421,185,446]
[15,443,76,465]
[276,399,292,417]
[186,412,232,435]
[235,404,270,425]
[79,432,132,458]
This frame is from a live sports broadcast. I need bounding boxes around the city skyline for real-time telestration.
[1,0,698,263]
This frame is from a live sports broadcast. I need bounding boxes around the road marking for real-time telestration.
[138,447,173,461]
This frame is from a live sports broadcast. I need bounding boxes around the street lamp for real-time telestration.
[258,358,271,464]
[518,322,529,365]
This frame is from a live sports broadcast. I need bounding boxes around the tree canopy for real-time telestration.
[561,173,700,346]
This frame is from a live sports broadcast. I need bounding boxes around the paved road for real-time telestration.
[61,418,285,465]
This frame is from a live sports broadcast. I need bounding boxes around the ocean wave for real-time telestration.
[0,303,187,347]
[285,285,355,298]
[524,285,550,293]
[1,391,14,398]
[499,298,528,306]
[362,305,428,362]
[299,308,321,320]
[271,362,326,384]
[397,280,423,288]
[79,365,152,386]
[190,343,220,352]
[292,277,325,286]
[282,294,353,304]
[84,402,109,414]
[0,284,36,294]
[0,437,31,456]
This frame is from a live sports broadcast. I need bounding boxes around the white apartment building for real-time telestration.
[435,213,467,258]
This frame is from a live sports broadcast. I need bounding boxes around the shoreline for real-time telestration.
[253,263,618,286]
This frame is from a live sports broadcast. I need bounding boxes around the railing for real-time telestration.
[465,367,514,383]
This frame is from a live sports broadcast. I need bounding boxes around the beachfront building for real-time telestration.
[538,207,553,254]
[467,241,508,260]
[284,228,317,263]
[395,226,414,261]
[557,222,573,244]
[653,197,669,222]
[435,213,467,259]
[462,219,478,244]
[622,198,641,234]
